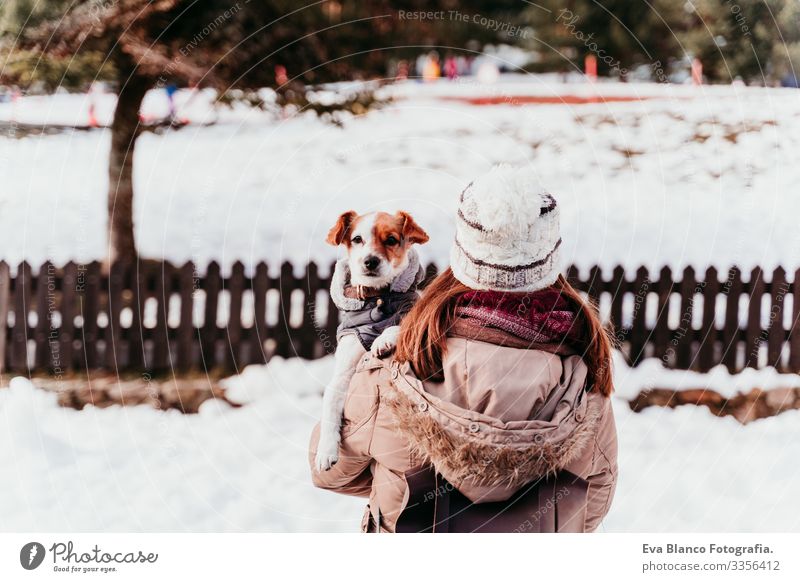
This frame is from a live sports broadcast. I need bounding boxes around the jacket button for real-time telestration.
[534,433,545,444]
[575,410,585,422]
[417,401,428,412]
[391,368,399,379]
[469,422,480,433]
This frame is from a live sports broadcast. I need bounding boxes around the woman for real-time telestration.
[309,165,618,533]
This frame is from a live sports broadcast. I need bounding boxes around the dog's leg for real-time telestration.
[315,334,365,472]
[370,325,401,358]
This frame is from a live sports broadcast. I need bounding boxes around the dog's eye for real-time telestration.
[351,235,363,244]
[385,236,398,246]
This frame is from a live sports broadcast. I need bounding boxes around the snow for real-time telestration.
[612,352,800,400]
[605,398,800,532]
[1,353,798,532]
[2,77,800,275]
[0,359,362,532]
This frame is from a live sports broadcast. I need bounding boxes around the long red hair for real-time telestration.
[394,268,615,396]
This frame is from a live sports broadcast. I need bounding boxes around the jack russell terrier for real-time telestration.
[314,210,429,471]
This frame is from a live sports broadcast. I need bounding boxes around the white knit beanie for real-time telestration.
[450,164,562,292]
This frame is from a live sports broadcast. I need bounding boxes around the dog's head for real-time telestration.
[326,210,429,287]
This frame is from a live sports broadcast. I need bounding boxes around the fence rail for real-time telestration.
[0,261,798,376]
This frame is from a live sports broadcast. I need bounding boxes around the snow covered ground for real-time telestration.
[2,77,800,274]
[1,354,798,532]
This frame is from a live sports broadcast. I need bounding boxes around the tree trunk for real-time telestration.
[107,68,150,265]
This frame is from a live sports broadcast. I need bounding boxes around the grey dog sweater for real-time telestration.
[331,249,425,350]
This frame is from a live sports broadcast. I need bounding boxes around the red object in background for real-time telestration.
[87,83,100,127]
[585,54,597,81]
[87,102,98,127]
[692,58,703,85]
[444,56,458,80]
[275,65,288,86]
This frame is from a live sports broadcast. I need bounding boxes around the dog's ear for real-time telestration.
[326,210,358,246]
[397,211,429,245]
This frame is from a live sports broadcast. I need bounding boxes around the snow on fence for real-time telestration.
[0,261,798,376]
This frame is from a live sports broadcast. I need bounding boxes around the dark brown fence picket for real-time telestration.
[745,267,764,369]
[587,265,602,304]
[60,262,78,371]
[651,266,673,363]
[767,267,787,369]
[275,262,294,358]
[629,267,649,364]
[82,261,101,369]
[300,262,320,359]
[698,267,719,371]
[152,262,171,372]
[608,266,625,340]
[12,262,32,371]
[201,261,221,369]
[250,262,269,365]
[225,262,246,372]
[423,263,438,289]
[721,267,742,372]
[176,262,195,372]
[675,266,696,369]
[33,261,52,370]
[1,261,798,376]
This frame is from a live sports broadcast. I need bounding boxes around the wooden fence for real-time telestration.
[0,261,798,376]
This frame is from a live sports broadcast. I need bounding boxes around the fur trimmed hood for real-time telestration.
[385,341,602,504]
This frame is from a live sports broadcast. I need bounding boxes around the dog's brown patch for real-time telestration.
[371,211,429,266]
[397,211,429,245]
[326,210,358,246]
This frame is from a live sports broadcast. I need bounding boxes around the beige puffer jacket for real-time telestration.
[309,337,618,532]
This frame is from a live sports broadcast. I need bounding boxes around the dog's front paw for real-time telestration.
[371,326,400,358]
[315,434,340,472]
[371,336,396,358]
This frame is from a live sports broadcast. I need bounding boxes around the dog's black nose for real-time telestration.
[364,256,380,271]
